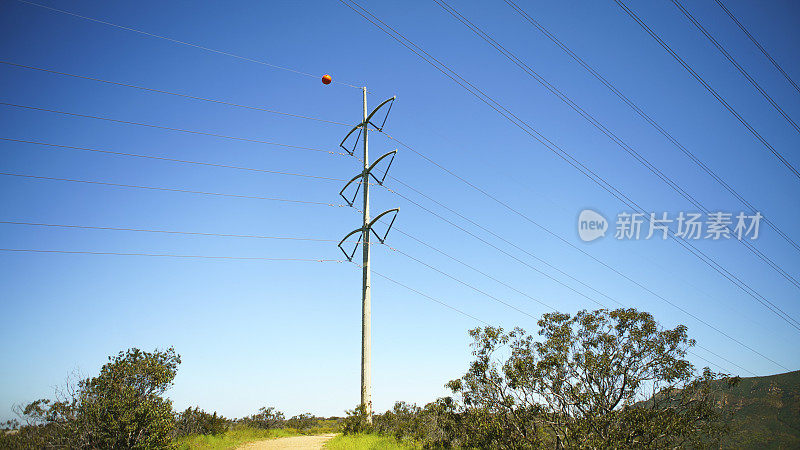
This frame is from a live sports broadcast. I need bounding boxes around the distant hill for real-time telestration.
[717,370,800,449]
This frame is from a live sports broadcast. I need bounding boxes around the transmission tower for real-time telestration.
[337,88,399,423]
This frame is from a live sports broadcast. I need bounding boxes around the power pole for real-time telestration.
[338,89,399,425]
[360,86,372,422]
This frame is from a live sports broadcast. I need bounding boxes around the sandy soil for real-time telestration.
[238,433,338,449]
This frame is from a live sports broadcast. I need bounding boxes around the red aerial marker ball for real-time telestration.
[321,74,332,85]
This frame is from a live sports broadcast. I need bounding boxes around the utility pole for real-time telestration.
[337,89,399,425]
[360,86,372,423]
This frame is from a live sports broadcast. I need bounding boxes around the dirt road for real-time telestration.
[238,433,338,449]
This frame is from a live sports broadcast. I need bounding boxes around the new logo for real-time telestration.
[578,209,607,242]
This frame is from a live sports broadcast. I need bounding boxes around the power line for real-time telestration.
[386,243,539,320]
[671,0,800,135]
[501,0,800,255]
[713,0,800,96]
[0,137,347,182]
[339,0,800,333]
[14,58,776,336]
[0,171,347,207]
[0,217,752,373]
[0,221,338,242]
[613,0,800,180]
[0,102,345,156]
[393,227,559,312]
[385,187,606,309]
[13,0,363,89]
[0,248,342,262]
[384,230,755,376]
[384,183,789,372]
[4,2,780,372]
[0,60,352,127]
[433,0,800,291]
[352,262,489,325]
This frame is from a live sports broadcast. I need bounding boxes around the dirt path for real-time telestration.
[238,433,338,449]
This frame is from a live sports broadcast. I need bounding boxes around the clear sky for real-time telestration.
[0,0,798,420]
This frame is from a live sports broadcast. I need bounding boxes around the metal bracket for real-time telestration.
[338,173,363,207]
[337,96,396,156]
[366,150,397,186]
[337,227,363,262]
[337,208,400,261]
[364,96,396,132]
[339,123,363,156]
[338,150,398,207]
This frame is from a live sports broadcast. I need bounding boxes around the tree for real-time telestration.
[448,308,733,449]
[5,347,181,449]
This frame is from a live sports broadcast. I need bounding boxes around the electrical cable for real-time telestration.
[13,0,364,89]
[713,0,800,95]
[0,60,352,127]
[0,138,347,182]
[501,0,800,255]
[0,248,342,262]
[671,0,800,134]
[339,0,800,334]
[0,171,347,207]
[0,102,346,156]
[433,0,800,290]
[613,0,800,180]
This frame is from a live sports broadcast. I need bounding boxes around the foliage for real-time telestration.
[285,412,317,431]
[446,308,732,448]
[1,347,180,449]
[237,405,285,429]
[342,404,373,435]
[175,406,230,437]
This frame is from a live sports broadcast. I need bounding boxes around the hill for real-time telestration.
[717,370,800,449]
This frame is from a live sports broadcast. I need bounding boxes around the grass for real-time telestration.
[175,426,299,449]
[324,433,419,449]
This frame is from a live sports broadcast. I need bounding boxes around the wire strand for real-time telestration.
[613,0,800,180]
[501,0,800,255]
[0,248,342,262]
[0,102,346,156]
[0,60,352,127]
[0,137,347,182]
[349,261,489,325]
[434,0,800,291]
[0,221,338,242]
[671,0,800,135]
[0,171,346,207]
[713,0,800,96]
[13,0,363,89]
[340,0,800,334]
[387,227,756,376]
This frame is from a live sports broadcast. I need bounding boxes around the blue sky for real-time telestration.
[1,0,798,420]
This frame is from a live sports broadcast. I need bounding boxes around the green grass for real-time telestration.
[175,426,298,449]
[324,433,419,449]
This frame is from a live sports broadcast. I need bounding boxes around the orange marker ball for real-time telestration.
[322,74,332,85]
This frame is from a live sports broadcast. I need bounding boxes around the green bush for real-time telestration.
[285,412,316,431]
[175,407,230,437]
[2,347,181,449]
[236,406,285,429]
[342,404,372,435]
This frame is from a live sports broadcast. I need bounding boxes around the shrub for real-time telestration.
[237,406,285,429]
[175,407,229,437]
[342,404,372,435]
[285,412,316,431]
[3,347,181,449]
